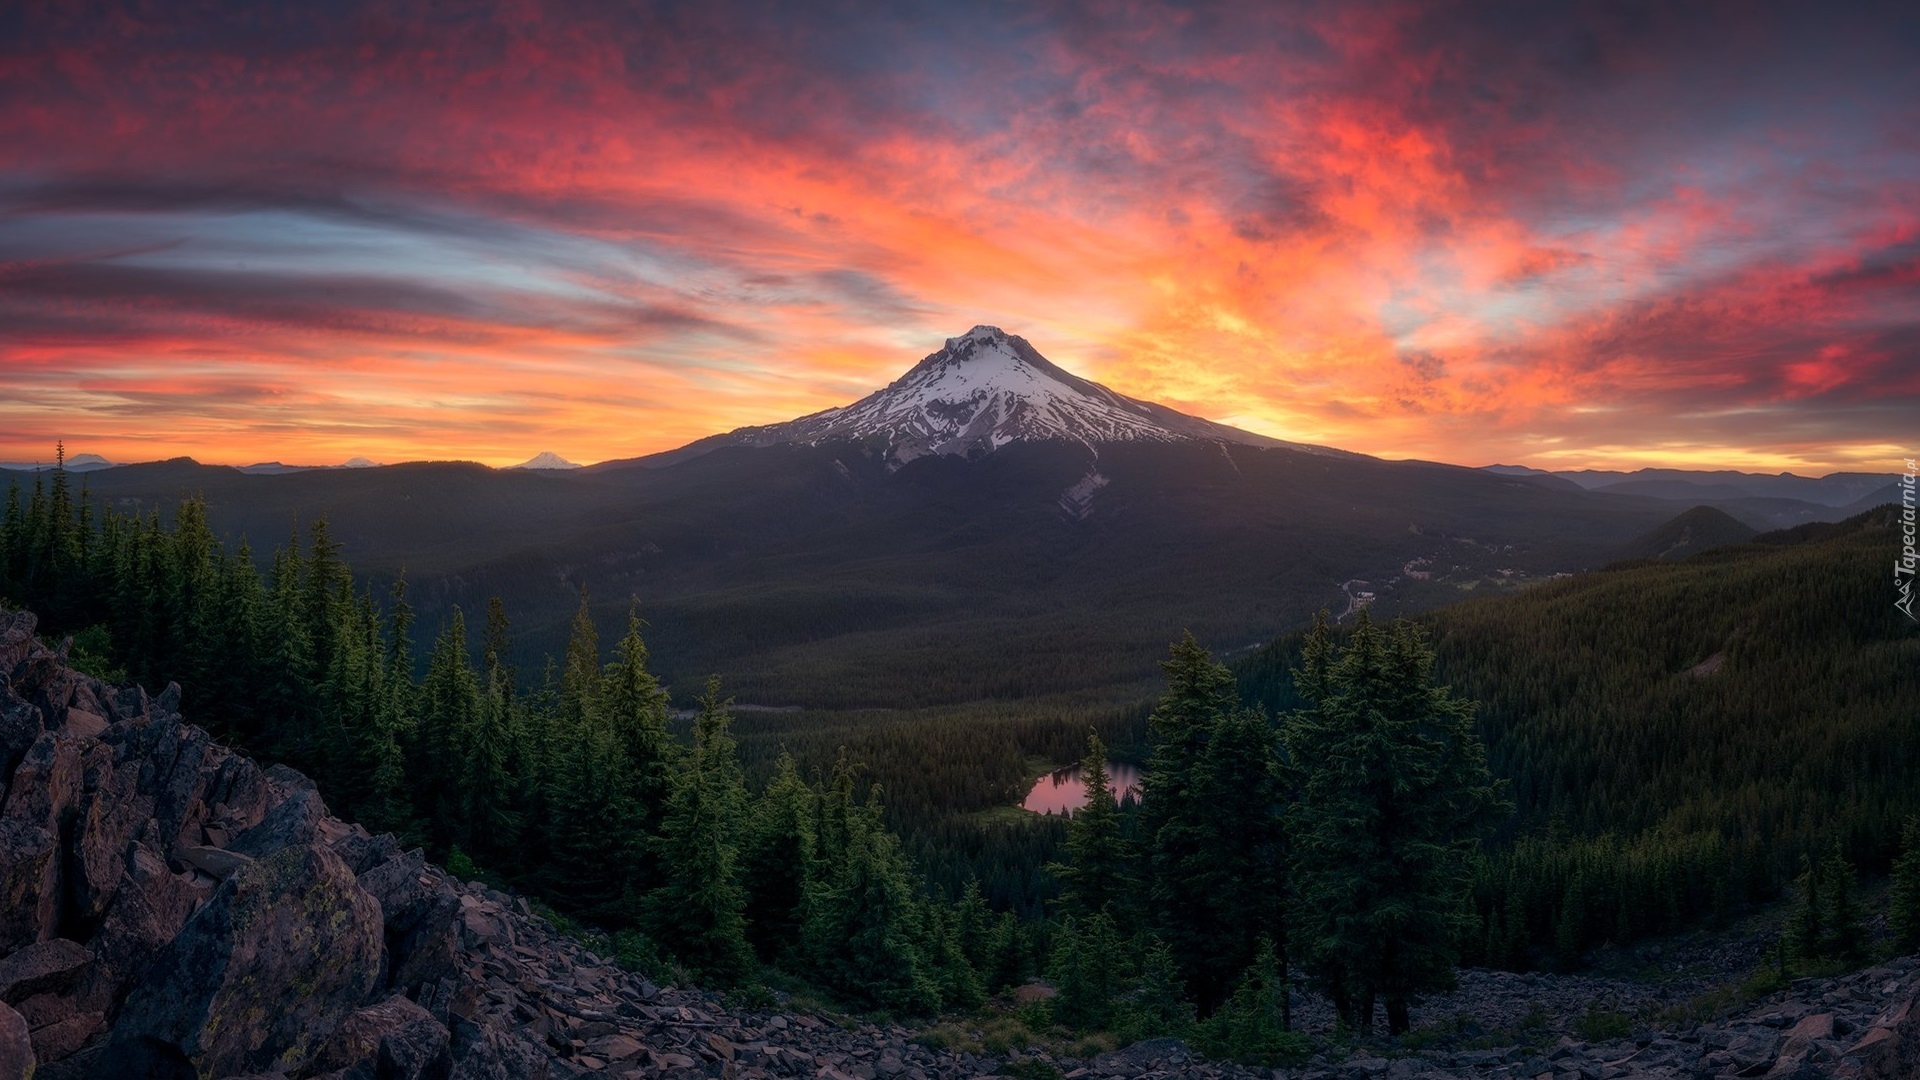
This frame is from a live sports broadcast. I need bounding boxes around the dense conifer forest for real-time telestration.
[1242,504,1919,968]
[4,450,1915,1049]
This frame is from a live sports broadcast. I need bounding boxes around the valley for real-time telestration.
[2,327,1913,1076]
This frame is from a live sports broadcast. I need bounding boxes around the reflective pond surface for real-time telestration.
[1020,760,1142,815]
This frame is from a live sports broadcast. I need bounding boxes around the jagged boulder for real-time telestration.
[106,843,383,1077]
[0,820,56,953]
[359,848,463,993]
[72,843,207,1017]
[1852,991,1920,1080]
[310,993,452,1080]
[0,1002,30,1080]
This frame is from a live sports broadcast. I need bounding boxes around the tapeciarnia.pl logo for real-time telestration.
[1898,457,1917,621]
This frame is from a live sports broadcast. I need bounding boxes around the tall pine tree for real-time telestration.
[1284,612,1504,1035]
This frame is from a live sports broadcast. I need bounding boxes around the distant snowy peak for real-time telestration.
[0,453,115,473]
[508,451,581,471]
[718,326,1323,464]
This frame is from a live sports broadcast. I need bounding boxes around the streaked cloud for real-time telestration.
[1,0,1915,472]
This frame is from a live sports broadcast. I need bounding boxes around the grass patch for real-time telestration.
[1656,965,1794,1027]
[1005,1058,1063,1080]
[1574,1007,1633,1042]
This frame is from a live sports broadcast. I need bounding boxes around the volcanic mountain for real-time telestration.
[649,325,1337,467]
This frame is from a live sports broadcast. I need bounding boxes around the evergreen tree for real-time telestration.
[601,603,676,895]
[982,910,1032,994]
[1284,612,1505,1035]
[741,752,817,962]
[1823,845,1867,964]
[543,697,630,915]
[418,610,483,850]
[647,678,754,982]
[1119,936,1196,1042]
[1046,731,1135,926]
[460,646,522,866]
[1175,703,1288,1017]
[1196,937,1307,1066]
[362,576,416,837]
[1788,853,1824,964]
[803,781,940,1014]
[952,879,994,976]
[919,901,986,1012]
[1889,819,1920,955]
[559,585,601,731]
[1139,632,1245,1012]
[1050,912,1125,1029]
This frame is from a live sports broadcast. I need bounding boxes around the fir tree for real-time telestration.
[1822,845,1867,964]
[559,585,601,731]
[647,678,754,983]
[601,603,676,895]
[1046,731,1135,926]
[1788,853,1824,964]
[1197,937,1307,1066]
[1118,936,1196,1042]
[803,781,940,1014]
[740,752,817,962]
[1283,612,1505,1035]
[419,610,483,850]
[1050,912,1125,1029]
[1889,819,1920,955]
[1139,632,1245,1012]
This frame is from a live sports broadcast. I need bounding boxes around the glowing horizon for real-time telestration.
[3,2,1916,476]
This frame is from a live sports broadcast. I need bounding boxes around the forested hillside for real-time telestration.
[1241,505,1920,966]
[0,464,1032,1016]
[21,437,1682,707]
[8,449,1917,1050]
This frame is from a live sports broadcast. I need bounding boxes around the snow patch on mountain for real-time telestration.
[711,326,1326,465]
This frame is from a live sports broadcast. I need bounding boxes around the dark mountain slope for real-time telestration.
[22,438,1683,707]
[1613,504,1758,561]
[1240,505,1919,902]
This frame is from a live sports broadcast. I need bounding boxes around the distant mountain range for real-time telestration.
[1483,464,1897,513]
[4,329,1904,705]
[0,452,115,472]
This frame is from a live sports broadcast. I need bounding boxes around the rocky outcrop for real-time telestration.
[4,603,1920,1080]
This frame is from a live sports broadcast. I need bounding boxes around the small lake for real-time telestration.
[1021,761,1142,816]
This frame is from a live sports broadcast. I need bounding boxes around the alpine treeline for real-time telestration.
[0,463,1029,1013]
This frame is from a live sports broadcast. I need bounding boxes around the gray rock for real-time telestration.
[452,1025,552,1080]
[359,850,463,992]
[175,844,255,879]
[228,783,327,859]
[310,993,452,1080]
[72,843,205,1016]
[28,1010,103,1064]
[108,843,383,1078]
[0,613,35,676]
[0,820,56,953]
[0,939,93,1005]
[0,1001,30,1080]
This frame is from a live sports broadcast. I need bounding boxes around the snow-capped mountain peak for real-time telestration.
[711,326,1314,464]
[508,451,582,471]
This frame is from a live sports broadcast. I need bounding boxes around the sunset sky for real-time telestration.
[2,1,1916,473]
